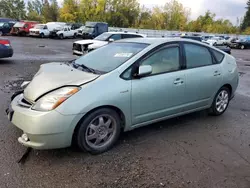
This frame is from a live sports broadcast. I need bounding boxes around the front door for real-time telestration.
[131,44,186,125]
[181,42,223,111]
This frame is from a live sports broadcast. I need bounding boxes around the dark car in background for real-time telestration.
[230,38,250,49]
[81,22,108,39]
[0,38,13,58]
[0,22,16,36]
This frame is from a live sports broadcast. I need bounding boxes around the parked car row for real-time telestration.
[0,19,108,39]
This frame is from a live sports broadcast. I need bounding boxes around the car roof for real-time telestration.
[105,31,145,37]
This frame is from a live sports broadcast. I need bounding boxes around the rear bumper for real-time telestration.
[0,47,13,58]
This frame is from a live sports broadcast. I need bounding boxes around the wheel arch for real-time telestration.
[71,105,126,145]
[222,84,232,96]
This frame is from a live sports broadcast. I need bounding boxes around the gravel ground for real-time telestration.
[0,36,250,188]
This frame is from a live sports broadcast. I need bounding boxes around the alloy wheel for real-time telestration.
[85,114,117,149]
[216,90,229,113]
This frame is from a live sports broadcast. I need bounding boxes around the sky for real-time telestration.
[139,0,246,25]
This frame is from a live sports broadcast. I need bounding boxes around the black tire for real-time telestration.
[240,45,245,50]
[209,87,231,116]
[59,34,64,39]
[73,33,77,38]
[40,33,45,38]
[75,108,121,154]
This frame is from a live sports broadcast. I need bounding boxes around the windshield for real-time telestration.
[74,42,149,73]
[34,24,45,29]
[0,22,4,27]
[94,33,112,41]
[83,27,94,33]
[14,22,25,28]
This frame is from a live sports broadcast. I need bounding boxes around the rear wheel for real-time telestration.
[75,108,121,154]
[240,45,245,49]
[209,87,230,116]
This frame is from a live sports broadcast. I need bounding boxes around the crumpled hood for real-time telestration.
[24,63,99,102]
[74,39,108,49]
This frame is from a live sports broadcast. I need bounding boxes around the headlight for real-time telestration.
[32,87,80,111]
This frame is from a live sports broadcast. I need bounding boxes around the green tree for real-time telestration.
[241,0,250,30]
[60,0,81,22]
[27,0,43,22]
[0,0,26,19]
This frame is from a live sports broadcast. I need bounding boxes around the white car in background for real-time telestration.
[77,26,85,36]
[207,37,225,46]
[56,26,78,39]
[29,24,49,38]
[73,32,146,56]
[29,22,66,38]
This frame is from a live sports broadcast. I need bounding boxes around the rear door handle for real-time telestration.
[174,78,184,85]
[214,71,221,76]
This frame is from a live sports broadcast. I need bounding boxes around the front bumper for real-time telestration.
[6,93,83,149]
[29,32,40,37]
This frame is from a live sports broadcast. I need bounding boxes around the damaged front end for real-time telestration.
[73,43,93,56]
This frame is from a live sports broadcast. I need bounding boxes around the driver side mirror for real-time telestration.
[109,38,114,42]
[136,65,152,77]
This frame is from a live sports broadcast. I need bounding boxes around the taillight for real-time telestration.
[0,40,10,47]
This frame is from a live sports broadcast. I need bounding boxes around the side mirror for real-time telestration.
[109,38,114,42]
[137,65,152,77]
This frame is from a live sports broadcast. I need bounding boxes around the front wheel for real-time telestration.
[59,34,64,39]
[75,108,121,154]
[40,33,45,38]
[209,87,230,116]
[240,45,245,50]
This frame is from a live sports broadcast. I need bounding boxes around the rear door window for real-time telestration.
[184,43,213,68]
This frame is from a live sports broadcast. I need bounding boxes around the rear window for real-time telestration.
[212,49,224,63]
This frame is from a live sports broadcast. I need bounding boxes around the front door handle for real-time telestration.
[214,71,221,76]
[173,78,184,85]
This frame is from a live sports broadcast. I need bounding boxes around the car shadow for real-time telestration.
[0,59,15,64]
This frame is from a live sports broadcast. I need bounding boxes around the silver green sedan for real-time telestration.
[6,38,239,154]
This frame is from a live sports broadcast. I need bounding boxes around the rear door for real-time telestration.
[181,42,223,111]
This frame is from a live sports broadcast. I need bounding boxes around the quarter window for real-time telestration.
[184,43,213,68]
[212,49,224,63]
[141,46,180,75]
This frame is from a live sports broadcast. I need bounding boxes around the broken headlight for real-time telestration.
[32,87,81,111]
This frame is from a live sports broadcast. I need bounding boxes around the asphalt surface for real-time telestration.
[0,36,250,188]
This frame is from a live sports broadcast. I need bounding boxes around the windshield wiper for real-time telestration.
[78,64,97,74]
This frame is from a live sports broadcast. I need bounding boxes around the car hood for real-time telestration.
[74,39,108,48]
[24,63,99,102]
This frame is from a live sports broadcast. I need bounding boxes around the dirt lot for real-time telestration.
[0,36,250,188]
